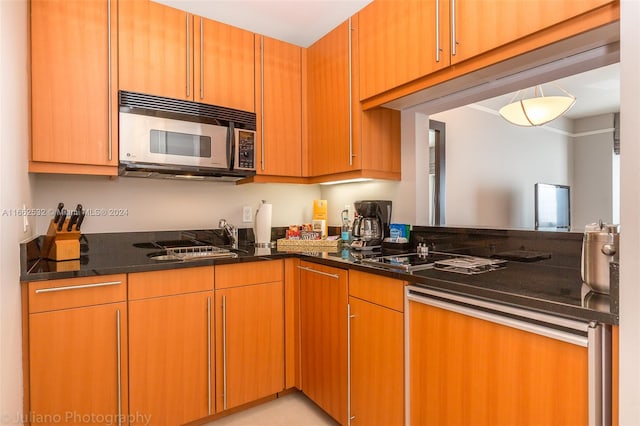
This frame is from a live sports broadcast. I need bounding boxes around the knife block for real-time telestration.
[42,219,80,261]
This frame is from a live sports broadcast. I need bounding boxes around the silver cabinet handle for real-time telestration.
[200,17,205,100]
[347,303,354,425]
[260,36,265,171]
[435,0,441,62]
[35,280,122,294]
[186,14,191,98]
[348,17,353,167]
[587,322,611,426]
[297,265,340,279]
[451,0,457,57]
[222,294,228,410]
[116,309,122,426]
[107,0,113,161]
[207,296,212,415]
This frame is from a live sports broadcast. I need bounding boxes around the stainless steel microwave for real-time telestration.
[118,91,256,181]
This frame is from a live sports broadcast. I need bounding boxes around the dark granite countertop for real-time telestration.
[20,228,619,325]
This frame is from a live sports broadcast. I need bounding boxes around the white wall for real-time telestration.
[572,113,615,229]
[0,0,31,421]
[619,1,640,423]
[430,105,573,229]
[33,175,321,234]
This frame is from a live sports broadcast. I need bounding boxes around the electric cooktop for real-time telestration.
[361,251,506,273]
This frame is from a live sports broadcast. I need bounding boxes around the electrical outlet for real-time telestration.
[242,206,253,222]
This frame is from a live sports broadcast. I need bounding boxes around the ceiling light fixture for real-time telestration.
[498,84,576,127]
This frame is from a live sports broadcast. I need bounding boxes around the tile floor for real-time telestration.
[204,392,338,426]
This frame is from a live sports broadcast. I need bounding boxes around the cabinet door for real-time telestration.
[358,0,450,100]
[299,262,348,424]
[307,21,355,176]
[257,36,303,177]
[31,0,118,172]
[215,281,284,412]
[194,17,255,111]
[349,296,404,426]
[129,291,213,425]
[119,0,192,100]
[29,302,128,424]
[453,0,615,64]
[409,300,588,425]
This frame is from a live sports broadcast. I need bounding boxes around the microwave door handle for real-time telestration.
[228,123,235,170]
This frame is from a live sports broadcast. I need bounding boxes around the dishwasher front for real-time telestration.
[405,285,611,426]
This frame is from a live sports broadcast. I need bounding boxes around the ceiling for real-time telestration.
[475,62,620,120]
[152,0,372,47]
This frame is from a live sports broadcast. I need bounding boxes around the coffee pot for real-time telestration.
[351,200,392,249]
[352,216,383,243]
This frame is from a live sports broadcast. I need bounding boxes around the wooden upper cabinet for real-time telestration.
[306,18,401,180]
[358,0,450,101]
[307,20,354,176]
[194,17,255,112]
[256,36,304,177]
[30,0,118,174]
[452,0,616,64]
[119,0,255,111]
[358,0,618,104]
[118,0,191,101]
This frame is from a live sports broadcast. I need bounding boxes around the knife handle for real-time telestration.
[67,212,78,232]
[57,210,67,232]
[75,204,85,232]
[54,202,64,223]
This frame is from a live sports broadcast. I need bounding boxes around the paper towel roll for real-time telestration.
[255,201,272,246]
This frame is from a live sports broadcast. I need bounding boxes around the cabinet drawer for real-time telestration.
[128,266,214,300]
[349,270,405,312]
[28,274,127,313]
[215,260,283,289]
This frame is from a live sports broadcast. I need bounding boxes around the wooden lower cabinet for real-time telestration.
[215,261,285,412]
[26,275,128,425]
[299,261,348,424]
[348,270,405,426]
[408,299,589,426]
[128,267,214,425]
[349,297,404,426]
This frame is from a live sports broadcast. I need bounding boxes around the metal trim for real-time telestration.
[207,296,212,415]
[222,294,228,410]
[407,285,590,334]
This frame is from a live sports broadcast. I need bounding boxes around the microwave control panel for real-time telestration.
[236,130,256,170]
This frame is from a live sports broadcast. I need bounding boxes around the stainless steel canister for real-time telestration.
[581,222,619,294]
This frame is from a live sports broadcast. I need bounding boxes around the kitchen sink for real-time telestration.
[147,245,238,261]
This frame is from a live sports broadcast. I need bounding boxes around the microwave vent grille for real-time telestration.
[119,90,256,130]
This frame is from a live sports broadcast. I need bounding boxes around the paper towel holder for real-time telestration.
[254,200,275,248]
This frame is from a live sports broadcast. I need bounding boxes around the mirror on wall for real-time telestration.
[426,62,620,232]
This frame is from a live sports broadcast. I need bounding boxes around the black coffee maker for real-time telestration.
[351,200,392,249]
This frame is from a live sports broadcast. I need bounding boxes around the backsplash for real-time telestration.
[33,174,321,235]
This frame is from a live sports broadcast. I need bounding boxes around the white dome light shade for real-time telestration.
[498,85,576,127]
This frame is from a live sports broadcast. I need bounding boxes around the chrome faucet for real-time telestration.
[218,218,238,249]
